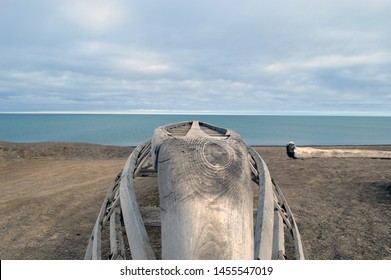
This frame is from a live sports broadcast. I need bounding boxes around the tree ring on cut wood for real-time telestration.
[159,137,245,200]
[201,140,233,170]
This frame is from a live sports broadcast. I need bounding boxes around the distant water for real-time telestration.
[0,114,390,146]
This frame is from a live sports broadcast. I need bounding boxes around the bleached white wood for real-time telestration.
[86,122,308,261]
[85,172,122,260]
[119,139,155,260]
[272,202,285,260]
[287,142,391,159]
[249,147,307,260]
[272,178,307,260]
[185,121,210,138]
[152,121,254,259]
[248,148,275,260]
[110,206,126,260]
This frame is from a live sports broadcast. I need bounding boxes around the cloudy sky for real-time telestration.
[1,0,390,115]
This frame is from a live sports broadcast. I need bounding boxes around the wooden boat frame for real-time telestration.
[85,121,307,260]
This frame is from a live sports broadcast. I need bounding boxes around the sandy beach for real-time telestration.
[0,141,390,260]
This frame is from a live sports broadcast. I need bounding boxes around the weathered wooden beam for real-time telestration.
[119,139,156,260]
[86,121,308,261]
[249,147,307,260]
[109,206,126,260]
[272,178,307,260]
[152,121,254,259]
[138,207,266,228]
[184,120,210,137]
[287,142,391,159]
[84,172,122,260]
[272,205,285,260]
[248,148,275,260]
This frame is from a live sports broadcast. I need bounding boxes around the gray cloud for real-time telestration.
[0,0,390,115]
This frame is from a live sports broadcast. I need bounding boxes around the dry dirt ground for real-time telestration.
[0,142,390,260]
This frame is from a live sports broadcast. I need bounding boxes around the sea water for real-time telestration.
[0,114,390,146]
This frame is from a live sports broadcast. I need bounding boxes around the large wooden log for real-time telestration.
[287,142,391,159]
[152,121,253,259]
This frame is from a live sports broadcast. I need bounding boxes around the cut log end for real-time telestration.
[286,142,297,159]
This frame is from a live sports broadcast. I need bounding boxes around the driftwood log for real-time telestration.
[152,121,254,259]
[287,142,391,159]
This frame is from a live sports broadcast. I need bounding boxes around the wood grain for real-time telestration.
[119,140,156,260]
[152,121,253,259]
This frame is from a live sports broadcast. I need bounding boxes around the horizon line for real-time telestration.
[0,110,391,117]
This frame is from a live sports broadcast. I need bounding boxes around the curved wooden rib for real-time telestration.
[84,172,122,260]
[248,148,275,259]
[248,147,307,260]
[119,139,155,260]
[84,140,155,260]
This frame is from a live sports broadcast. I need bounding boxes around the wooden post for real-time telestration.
[287,142,391,159]
[152,121,254,259]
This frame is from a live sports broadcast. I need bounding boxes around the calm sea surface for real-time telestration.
[0,114,390,146]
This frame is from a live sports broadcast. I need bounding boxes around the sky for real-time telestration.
[0,0,390,115]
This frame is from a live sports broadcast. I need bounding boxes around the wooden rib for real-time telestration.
[274,201,292,230]
[248,147,274,260]
[250,147,307,260]
[91,219,103,259]
[84,172,122,260]
[119,139,156,260]
[272,178,307,260]
[134,151,151,177]
[102,194,120,226]
[248,154,259,178]
[136,161,157,177]
[84,237,93,260]
[136,141,151,167]
[272,201,285,260]
[110,206,126,260]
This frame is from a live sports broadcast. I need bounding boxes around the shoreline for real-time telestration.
[1,141,390,162]
[1,141,390,260]
[2,140,391,147]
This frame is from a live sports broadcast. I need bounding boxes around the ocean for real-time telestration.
[0,114,390,146]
